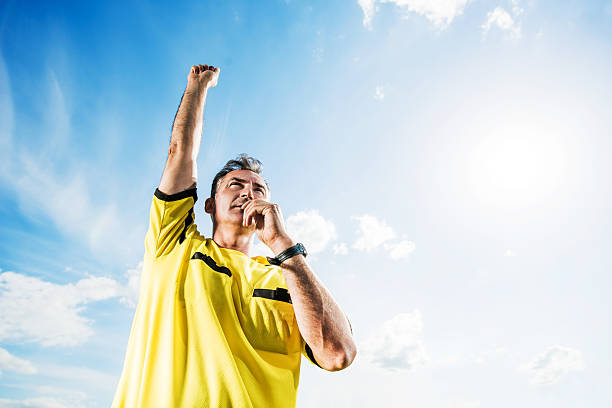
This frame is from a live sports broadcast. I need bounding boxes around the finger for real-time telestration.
[241,199,256,210]
[244,206,258,227]
[191,65,197,74]
[242,205,252,227]
[243,208,253,228]
[244,204,262,227]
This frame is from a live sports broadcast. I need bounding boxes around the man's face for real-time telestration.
[205,169,269,228]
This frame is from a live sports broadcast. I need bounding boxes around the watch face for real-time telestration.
[298,243,307,257]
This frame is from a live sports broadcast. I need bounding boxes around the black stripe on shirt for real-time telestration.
[178,208,194,244]
[154,187,198,202]
[191,252,232,277]
[252,287,292,304]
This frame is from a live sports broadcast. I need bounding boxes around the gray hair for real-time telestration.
[210,154,269,198]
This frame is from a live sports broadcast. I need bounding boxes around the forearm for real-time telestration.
[159,64,219,194]
[170,87,208,160]
[270,239,357,371]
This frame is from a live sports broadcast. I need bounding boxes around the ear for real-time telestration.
[204,197,214,214]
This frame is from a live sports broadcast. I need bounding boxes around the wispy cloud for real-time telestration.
[482,0,523,39]
[358,0,470,30]
[0,57,145,266]
[360,310,427,371]
[0,396,75,408]
[0,54,13,175]
[519,345,585,385]
[0,385,89,408]
[312,47,324,63]
[0,346,37,375]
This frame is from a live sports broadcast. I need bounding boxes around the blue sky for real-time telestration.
[1,0,611,407]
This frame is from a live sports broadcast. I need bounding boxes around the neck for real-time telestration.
[212,224,254,256]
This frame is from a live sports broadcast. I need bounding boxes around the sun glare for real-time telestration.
[465,122,569,210]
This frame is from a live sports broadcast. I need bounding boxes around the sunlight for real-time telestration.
[465,120,569,210]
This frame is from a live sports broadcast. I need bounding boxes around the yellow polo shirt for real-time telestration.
[111,187,322,408]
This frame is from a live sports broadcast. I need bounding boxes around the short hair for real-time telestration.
[210,154,269,198]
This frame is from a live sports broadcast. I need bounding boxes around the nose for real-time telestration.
[240,186,255,200]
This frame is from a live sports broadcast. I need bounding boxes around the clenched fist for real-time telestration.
[186,64,220,93]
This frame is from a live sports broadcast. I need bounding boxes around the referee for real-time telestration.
[111,64,356,407]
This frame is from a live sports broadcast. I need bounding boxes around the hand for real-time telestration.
[241,199,292,250]
[186,64,220,93]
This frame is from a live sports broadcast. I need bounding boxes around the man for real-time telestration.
[111,64,356,407]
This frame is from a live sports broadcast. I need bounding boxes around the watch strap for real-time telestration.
[267,243,307,266]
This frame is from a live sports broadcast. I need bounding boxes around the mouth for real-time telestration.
[233,199,250,209]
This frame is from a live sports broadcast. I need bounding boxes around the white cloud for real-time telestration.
[358,0,470,30]
[0,386,88,408]
[0,269,137,346]
[0,347,37,375]
[251,240,274,257]
[358,0,377,29]
[519,345,585,385]
[352,215,416,260]
[118,262,142,308]
[374,85,384,101]
[385,240,416,260]
[360,310,427,371]
[333,242,349,255]
[352,214,396,251]
[286,210,337,254]
[504,249,517,257]
[510,0,524,17]
[481,2,523,39]
[0,397,73,408]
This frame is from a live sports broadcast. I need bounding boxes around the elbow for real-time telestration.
[322,342,357,372]
[168,140,190,157]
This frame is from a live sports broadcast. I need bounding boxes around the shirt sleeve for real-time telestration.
[145,187,198,258]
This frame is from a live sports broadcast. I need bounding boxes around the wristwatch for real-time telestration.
[267,243,307,266]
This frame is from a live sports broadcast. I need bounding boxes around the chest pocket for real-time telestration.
[184,252,233,308]
[242,287,301,355]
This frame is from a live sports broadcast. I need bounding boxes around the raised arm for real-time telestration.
[158,64,220,195]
